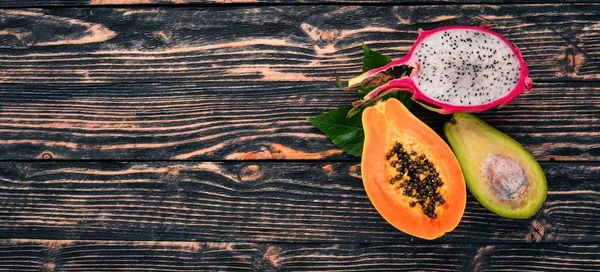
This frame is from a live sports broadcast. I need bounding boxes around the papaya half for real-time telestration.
[361,98,466,239]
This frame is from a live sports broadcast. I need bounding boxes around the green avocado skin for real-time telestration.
[444,113,547,219]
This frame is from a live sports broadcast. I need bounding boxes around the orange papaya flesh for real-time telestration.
[361,98,466,240]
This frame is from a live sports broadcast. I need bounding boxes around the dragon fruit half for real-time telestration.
[347,25,532,114]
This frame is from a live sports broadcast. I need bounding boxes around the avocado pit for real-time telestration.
[482,154,528,200]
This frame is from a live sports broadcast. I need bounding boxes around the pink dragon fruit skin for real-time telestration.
[347,25,533,114]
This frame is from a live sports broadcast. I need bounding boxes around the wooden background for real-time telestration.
[0,0,599,271]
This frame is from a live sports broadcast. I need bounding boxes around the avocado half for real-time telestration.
[444,113,547,219]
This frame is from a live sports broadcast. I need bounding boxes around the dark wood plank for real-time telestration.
[0,0,588,8]
[0,5,599,83]
[1,239,599,271]
[0,161,598,243]
[0,82,597,161]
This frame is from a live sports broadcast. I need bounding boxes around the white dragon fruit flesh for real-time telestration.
[347,25,533,114]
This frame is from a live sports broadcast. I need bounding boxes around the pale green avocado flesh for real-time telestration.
[444,113,547,219]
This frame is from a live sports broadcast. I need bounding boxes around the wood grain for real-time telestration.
[0,0,588,8]
[0,5,599,83]
[0,82,597,161]
[0,1,597,271]
[0,161,598,243]
[0,239,599,271]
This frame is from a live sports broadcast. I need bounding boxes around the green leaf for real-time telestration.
[353,90,413,117]
[307,43,412,157]
[357,87,373,99]
[307,106,364,157]
[358,44,393,100]
[359,44,412,108]
[362,44,392,72]
[358,86,412,105]
[385,91,413,109]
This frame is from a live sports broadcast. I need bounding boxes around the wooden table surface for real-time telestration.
[1,0,599,271]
